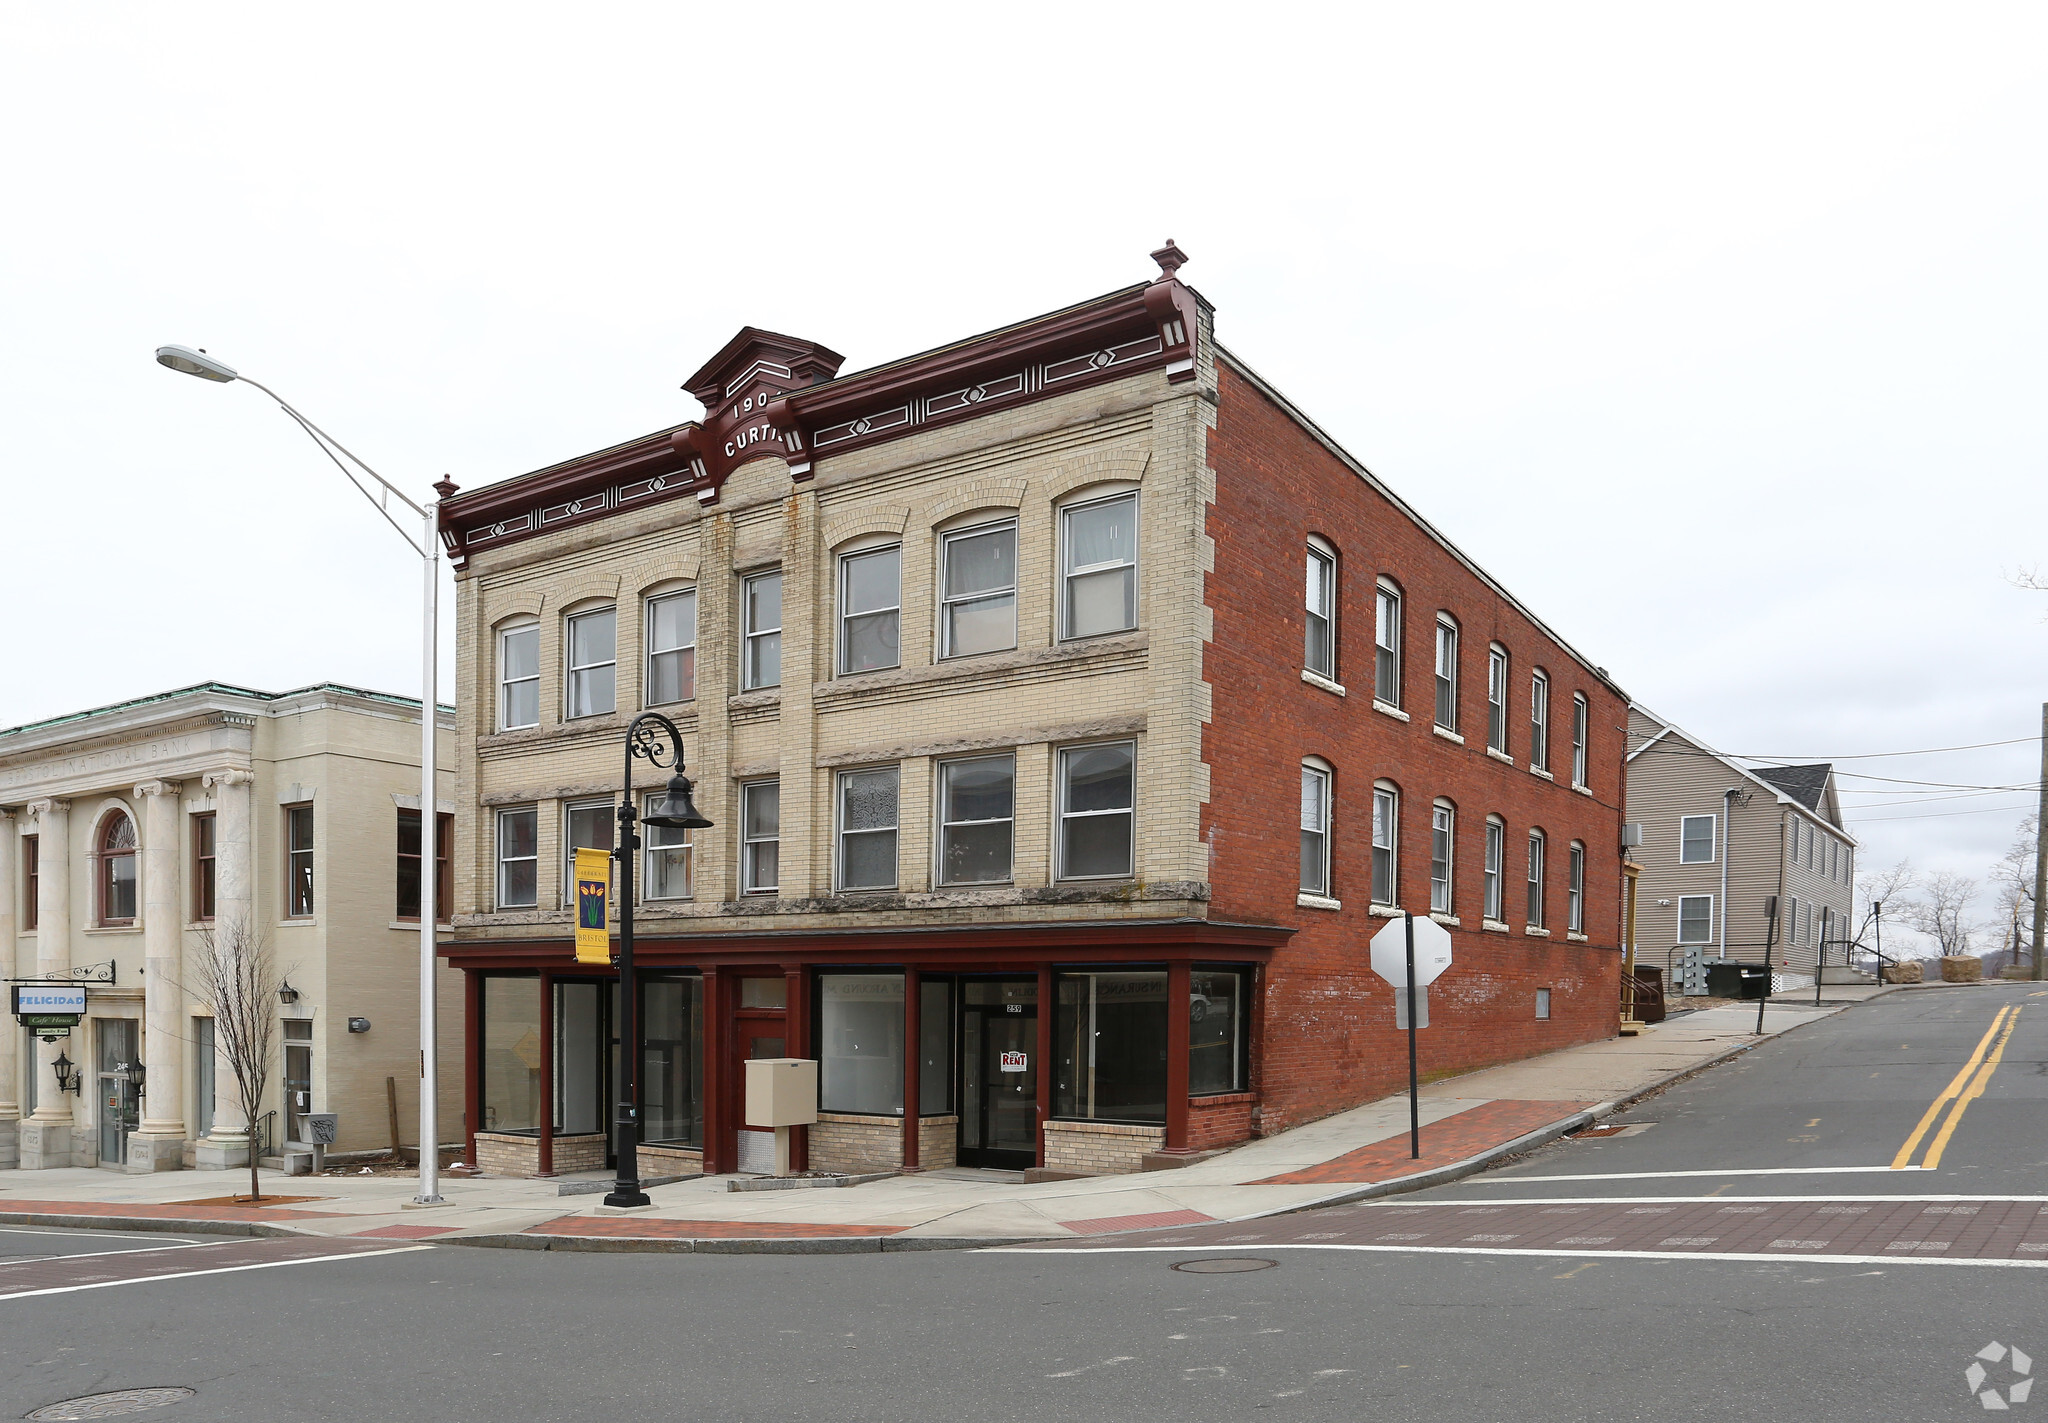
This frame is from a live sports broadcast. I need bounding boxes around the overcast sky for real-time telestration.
[3,4,2042,898]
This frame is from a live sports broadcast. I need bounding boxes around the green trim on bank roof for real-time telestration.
[0,682,456,740]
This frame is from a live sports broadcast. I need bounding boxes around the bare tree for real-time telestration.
[190,917,287,1202]
[1855,860,1922,966]
[1989,816,2039,973]
[1900,870,1982,959]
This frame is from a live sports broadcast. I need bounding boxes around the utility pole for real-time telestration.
[2032,702,2045,981]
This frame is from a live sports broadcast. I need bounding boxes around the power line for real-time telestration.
[1629,731,2038,761]
[1846,801,2036,824]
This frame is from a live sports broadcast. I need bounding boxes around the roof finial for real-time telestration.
[434,476,460,500]
[1150,238,1188,283]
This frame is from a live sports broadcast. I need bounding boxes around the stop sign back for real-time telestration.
[1370,914,1453,989]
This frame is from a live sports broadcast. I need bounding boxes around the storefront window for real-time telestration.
[1054,970,1166,1123]
[818,973,904,1115]
[1190,969,1251,1096]
[920,977,954,1115]
[482,974,542,1133]
[642,974,703,1148]
[552,980,607,1137]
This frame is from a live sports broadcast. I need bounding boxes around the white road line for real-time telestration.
[0,1241,233,1267]
[1473,1166,1932,1183]
[985,1243,2048,1268]
[1355,1195,2048,1206]
[0,1244,435,1301]
[0,1226,212,1244]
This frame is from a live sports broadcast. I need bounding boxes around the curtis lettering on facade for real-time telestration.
[440,242,1629,1181]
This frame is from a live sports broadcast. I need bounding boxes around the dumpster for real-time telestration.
[1704,963,1771,999]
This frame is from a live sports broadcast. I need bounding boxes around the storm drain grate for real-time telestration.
[26,1388,195,1420]
[1172,1258,1277,1274]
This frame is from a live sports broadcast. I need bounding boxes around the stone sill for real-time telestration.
[1483,919,1510,934]
[1573,784,1593,796]
[1190,1092,1256,1107]
[81,925,141,935]
[1432,725,1466,745]
[387,921,454,932]
[729,689,784,711]
[1301,669,1346,697]
[1485,747,1515,766]
[1368,903,1403,918]
[1371,700,1411,723]
[275,919,318,930]
[1525,926,1551,937]
[1296,893,1342,912]
[815,633,1148,705]
[1430,913,1461,926]
[1567,931,1590,943]
[1529,767,1554,781]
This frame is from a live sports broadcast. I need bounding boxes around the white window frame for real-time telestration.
[1571,693,1590,788]
[1483,816,1505,922]
[1430,802,1455,915]
[1486,645,1509,753]
[838,543,902,676]
[495,806,538,910]
[936,753,1016,887]
[1677,893,1714,944]
[740,780,780,895]
[742,569,783,691]
[642,792,692,902]
[1785,895,1802,946]
[1057,740,1136,881]
[1059,491,1139,641]
[1300,761,1332,897]
[1305,539,1336,679]
[835,766,901,893]
[1375,583,1402,706]
[939,517,1019,659]
[644,588,697,708]
[1434,618,1459,731]
[564,606,618,720]
[1679,814,1717,865]
[1568,841,1586,932]
[562,799,615,902]
[1527,829,1546,927]
[497,621,540,731]
[1371,784,1398,906]
[1529,669,1550,770]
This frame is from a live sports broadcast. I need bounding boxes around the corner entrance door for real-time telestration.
[958,978,1037,1170]
[283,1019,314,1144]
[729,976,787,1175]
[97,1018,140,1167]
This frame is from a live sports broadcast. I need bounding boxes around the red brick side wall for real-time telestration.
[1188,1093,1256,1150]
[1204,361,1628,1137]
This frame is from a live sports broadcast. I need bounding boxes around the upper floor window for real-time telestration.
[285,804,315,917]
[1371,783,1398,905]
[741,780,781,894]
[498,622,539,730]
[1305,540,1336,679]
[1571,693,1589,788]
[645,589,697,706]
[938,754,1015,886]
[1434,618,1459,731]
[941,519,1017,658]
[1529,670,1550,770]
[742,571,783,690]
[191,813,216,921]
[1374,583,1402,705]
[1486,645,1509,753]
[22,835,38,930]
[643,792,693,901]
[496,807,537,909]
[1058,741,1135,880]
[1680,814,1716,864]
[1430,801,1455,915]
[837,767,901,891]
[1300,761,1331,897]
[1061,493,1138,640]
[1483,815,1505,922]
[1568,841,1586,933]
[397,809,453,922]
[565,607,617,719]
[1526,828,1546,928]
[563,800,614,902]
[99,812,138,925]
[839,545,901,675]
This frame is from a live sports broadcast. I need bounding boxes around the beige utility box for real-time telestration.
[744,1058,819,1128]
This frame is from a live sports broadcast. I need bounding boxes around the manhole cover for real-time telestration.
[1171,1258,1276,1274]
[27,1388,195,1420]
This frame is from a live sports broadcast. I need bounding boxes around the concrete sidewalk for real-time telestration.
[0,991,1892,1253]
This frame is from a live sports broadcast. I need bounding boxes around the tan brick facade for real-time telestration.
[1042,1119,1166,1175]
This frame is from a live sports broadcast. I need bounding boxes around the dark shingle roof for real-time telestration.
[1751,763,1832,811]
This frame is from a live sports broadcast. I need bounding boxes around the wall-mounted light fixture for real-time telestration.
[119,1057,146,1095]
[347,1017,371,1034]
[51,1052,82,1095]
[279,980,301,1005]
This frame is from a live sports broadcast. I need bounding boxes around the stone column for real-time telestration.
[0,811,18,1169]
[20,798,72,1169]
[194,769,253,1169]
[128,780,186,1172]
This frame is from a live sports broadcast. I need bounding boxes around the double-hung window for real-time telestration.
[1529,670,1550,770]
[837,767,900,891]
[1571,694,1589,788]
[941,520,1017,657]
[396,809,453,922]
[1374,584,1402,705]
[496,807,537,908]
[644,793,692,901]
[1680,814,1716,864]
[1061,493,1138,639]
[938,755,1014,886]
[1784,895,1801,946]
[564,800,614,903]
[498,623,539,730]
[645,590,696,706]
[22,836,38,931]
[191,813,216,921]
[285,805,315,917]
[1483,817,1505,922]
[1058,741,1135,879]
[100,813,137,925]
[742,571,782,690]
[1430,803,1455,915]
[839,546,901,674]
[1526,829,1546,927]
[1677,894,1713,944]
[565,607,617,719]
[1300,763,1331,896]
[1434,619,1459,731]
[1371,785,1398,905]
[1568,842,1586,932]
[1304,541,1336,678]
[1486,645,1509,753]
[741,781,780,894]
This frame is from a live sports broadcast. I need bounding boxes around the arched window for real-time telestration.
[1300,758,1333,897]
[1483,814,1506,922]
[1568,840,1587,933]
[1526,828,1547,929]
[100,812,138,924]
[1371,780,1400,906]
[1304,537,1336,679]
[1430,799,1456,915]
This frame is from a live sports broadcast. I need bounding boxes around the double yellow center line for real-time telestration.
[1891,1005,2023,1170]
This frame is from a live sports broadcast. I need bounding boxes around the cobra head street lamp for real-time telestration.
[155,345,239,382]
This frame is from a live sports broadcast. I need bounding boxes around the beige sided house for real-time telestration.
[1625,705,1857,988]
[0,683,460,1171]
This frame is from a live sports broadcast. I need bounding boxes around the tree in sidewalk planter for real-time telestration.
[190,916,291,1203]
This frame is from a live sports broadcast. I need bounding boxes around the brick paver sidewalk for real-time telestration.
[1257,1099,1595,1185]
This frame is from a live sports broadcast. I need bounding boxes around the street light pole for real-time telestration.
[605,714,712,1210]
[155,344,450,1204]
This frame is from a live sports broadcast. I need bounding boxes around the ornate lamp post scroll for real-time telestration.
[605,712,712,1209]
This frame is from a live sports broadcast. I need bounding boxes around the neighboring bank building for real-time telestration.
[1625,705,1856,984]
[0,683,460,1172]
[439,243,1630,1182]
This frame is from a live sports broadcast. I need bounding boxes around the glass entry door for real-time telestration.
[958,978,1037,1169]
[97,1018,140,1166]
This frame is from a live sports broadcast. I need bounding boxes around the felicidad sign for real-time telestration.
[573,847,612,965]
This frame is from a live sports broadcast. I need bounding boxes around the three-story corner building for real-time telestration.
[0,683,460,1172]
[439,245,1630,1182]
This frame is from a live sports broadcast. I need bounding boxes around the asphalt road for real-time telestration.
[1,982,2040,1423]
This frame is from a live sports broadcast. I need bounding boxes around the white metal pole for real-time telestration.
[416,502,444,1205]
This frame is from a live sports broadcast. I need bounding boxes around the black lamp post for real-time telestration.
[604,712,712,1209]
